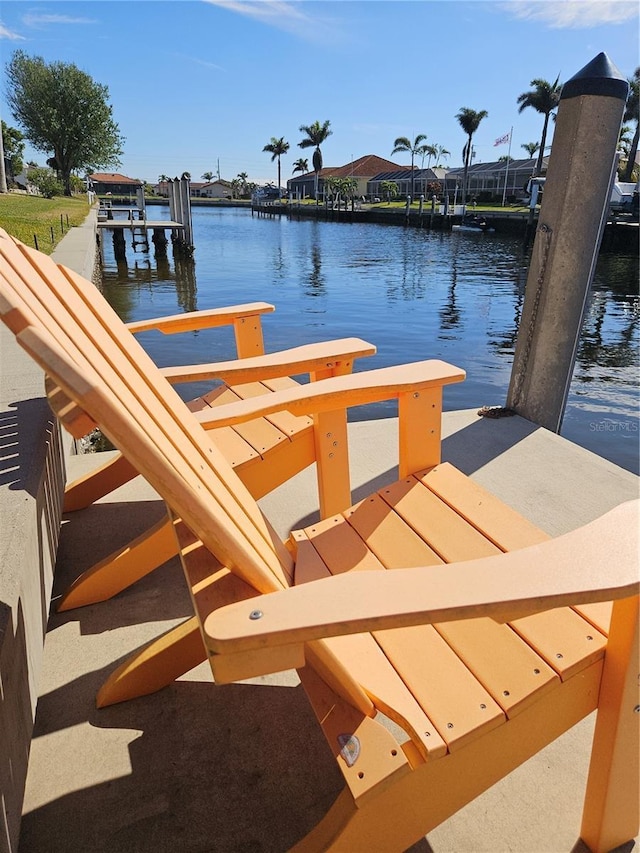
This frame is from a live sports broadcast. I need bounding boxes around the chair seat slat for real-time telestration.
[379,476,500,562]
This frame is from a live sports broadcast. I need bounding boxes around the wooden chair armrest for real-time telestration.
[125,302,275,335]
[205,500,639,658]
[159,338,376,384]
[194,359,465,428]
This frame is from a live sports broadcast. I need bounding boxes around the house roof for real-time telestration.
[90,172,142,186]
[369,168,442,183]
[290,155,404,181]
[445,157,549,177]
[201,179,232,188]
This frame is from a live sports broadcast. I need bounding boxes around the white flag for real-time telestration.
[494,132,511,147]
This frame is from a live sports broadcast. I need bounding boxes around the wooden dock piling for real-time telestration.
[97,175,194,262]
[507,52,629,432]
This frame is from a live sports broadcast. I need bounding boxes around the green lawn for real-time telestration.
[0,193,90,254]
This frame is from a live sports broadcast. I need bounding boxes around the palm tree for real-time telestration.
[521,142,540,158]
[517,76,562,176]
[262,136,290,197]
[379,180,399,204]
[391,134,427,199]
[292,158,308,175]
[158,173,170,183]
[298,120,332,201]
[455,108,488,206]
[622,67,639,182]
[236,172,248,198]
[417,143,437,168]
[433,144,450,167]
[202,171,214,182]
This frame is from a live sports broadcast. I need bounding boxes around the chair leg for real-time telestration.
[96,616,206,707]
[57,514,179,610]
[581,596,639,853]
[63,451,138,511]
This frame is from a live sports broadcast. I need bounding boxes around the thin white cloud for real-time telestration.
[205,0,306,22]
[203,0,339,42]
[0,21,25,40]
[22,13,98,27]
[174,52,226,72]
[501,0,638,29]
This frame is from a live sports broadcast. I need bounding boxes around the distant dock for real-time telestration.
[251,200,638,250]
[97,176,194,260]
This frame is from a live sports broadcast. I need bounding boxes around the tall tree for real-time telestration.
[292,157,308,175]
[391,134,427,199]
[417,143,437,168]
[6,50,124,196]
[262,136,289,197]
[237,172,248,197]
[433,144,450,167]
[0,125,6,193]
[521,142,540,158]
[516,76,561,177]
[1,120,25,185]
[298,120,332,201]
[455,108,488,206]
[622,67,639,182]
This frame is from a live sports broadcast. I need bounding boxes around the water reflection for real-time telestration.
[100,250,197,322]
[439,248,461,334]
[174,257,197,314]
[98,207,639,473]
[305,243,325,296]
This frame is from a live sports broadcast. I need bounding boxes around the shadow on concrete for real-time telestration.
[0,400,58,495]
[49,499,191,635]
[441,412,539,476]
[20,665,345,853]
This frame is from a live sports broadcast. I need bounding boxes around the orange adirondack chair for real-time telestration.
[1,230,637,852]
[0,230,375,612]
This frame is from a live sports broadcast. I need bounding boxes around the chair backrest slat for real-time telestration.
[0,230,291,592]
[61,259,283,553]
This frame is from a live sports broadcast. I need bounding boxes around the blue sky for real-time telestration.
[1,1,638,185]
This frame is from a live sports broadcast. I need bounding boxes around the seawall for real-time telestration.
[0,210,97,853]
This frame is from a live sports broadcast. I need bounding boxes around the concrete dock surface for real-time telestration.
[18,409,639,853]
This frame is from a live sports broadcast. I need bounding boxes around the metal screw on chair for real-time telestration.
[249,610,263,620]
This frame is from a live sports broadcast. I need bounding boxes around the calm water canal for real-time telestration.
[100,206,640,475]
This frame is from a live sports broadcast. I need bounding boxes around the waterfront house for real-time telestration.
[200,179,233,199]
[367,167,448,201]
[287,154,400,200]
[187,182,208,197]
[89,172,143,195]
[443,157,550,203]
